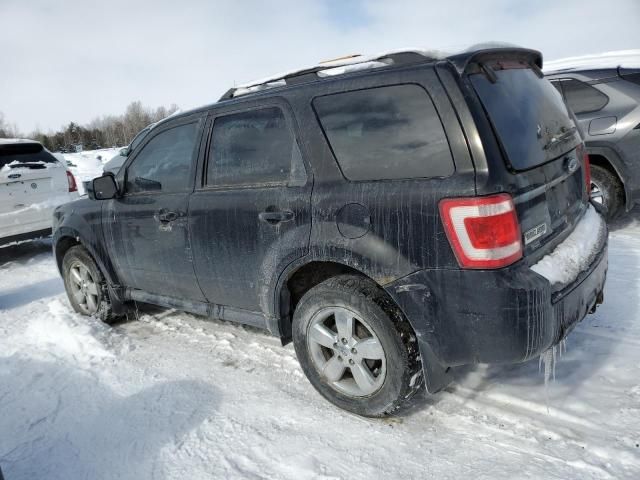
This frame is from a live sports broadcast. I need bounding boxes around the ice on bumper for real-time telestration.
[531,205,606,286]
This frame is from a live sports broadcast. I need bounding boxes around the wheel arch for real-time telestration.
[276,259,410,345]
[53,227,121,290]
[586,145,630,209]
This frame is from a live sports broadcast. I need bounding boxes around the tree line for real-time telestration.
[0,101,179,151]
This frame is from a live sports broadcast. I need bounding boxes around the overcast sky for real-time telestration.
[1,0,639,133]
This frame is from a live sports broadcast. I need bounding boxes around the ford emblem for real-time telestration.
[8,173,21,179]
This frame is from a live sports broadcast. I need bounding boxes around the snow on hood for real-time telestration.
[544,49,640,73]
[531,205,606,286]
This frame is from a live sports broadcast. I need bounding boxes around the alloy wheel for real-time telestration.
[306,306,386,397]
[68,261,100,314]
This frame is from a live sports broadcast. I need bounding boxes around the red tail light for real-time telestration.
[576,143,591,195]
[66,170,78,192]
[583,153,591,195]
[439,193,523,269]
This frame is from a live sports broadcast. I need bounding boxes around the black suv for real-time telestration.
[53,47,608,417]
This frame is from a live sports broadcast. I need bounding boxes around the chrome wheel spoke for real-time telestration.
[309,323,338,349]
[355,337,384,360]
[86,294,98,312]
[70,267,83,285]
[350,361,377,394]
[86,282,99,296]
[80,266,90,281]
[323,355,346,382]
[334,309,354,341]
[72,289,86,304]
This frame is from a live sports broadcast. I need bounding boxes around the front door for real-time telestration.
[189,103,312,314]
[104,116,206,301]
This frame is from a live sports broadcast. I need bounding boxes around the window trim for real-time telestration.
[311,82,455,183]
[122,117,204,197]
[199,102,307,191]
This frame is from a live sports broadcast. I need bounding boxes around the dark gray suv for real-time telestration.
[546,52,640,218]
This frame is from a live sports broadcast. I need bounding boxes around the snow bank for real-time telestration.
[531,205,606,286]
[544,49,640,73]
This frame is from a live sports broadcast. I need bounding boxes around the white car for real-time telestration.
[1,139,79,246]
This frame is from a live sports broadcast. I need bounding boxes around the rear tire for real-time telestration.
[292,275,422,417]
[590,164,624,220]
[62,245,119,324]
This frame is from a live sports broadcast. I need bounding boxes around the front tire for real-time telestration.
[62,245,118,324]
[292,275,422,417]
[590,164,624,220]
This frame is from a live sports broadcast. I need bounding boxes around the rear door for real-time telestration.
[189,101,312,315]
[104,115,206,300]
[467,62,588,257]
[0,142,69,239]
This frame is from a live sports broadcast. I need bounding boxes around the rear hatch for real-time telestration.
[467,55,588,260]
[0,142,68,218]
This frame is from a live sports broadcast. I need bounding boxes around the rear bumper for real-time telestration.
[386,236,607,389]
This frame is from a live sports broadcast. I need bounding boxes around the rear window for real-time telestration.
[0,143,58,169]
[313,84,454,181]
[471,67,580,171]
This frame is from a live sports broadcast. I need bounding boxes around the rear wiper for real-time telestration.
[543,127,578,150]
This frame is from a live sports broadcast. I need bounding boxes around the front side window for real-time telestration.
[560,79,609,114]
[125,122,199,194]
[207,107,294,187]
[313,84,454,181]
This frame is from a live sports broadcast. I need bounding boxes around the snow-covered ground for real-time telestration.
[63,148,120,194]
[1,213,639,479]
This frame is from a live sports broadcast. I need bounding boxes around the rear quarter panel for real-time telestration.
[286,65,476,283]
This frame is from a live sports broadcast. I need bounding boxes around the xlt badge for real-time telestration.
[524,223,548,245]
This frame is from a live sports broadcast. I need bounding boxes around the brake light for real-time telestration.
[439,194,523,269]
[583,153,591,195]
[576,143,591,195]
[66,170,78,192]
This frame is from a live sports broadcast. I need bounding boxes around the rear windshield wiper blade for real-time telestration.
[543,127,578,150]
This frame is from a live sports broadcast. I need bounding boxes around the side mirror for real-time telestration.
[91,173,119,200]
[119,147,129,157]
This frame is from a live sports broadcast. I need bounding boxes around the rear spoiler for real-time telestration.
[445,47,543,75]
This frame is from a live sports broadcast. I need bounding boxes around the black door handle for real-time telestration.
[156,209,179,223]
[258,210,294,224]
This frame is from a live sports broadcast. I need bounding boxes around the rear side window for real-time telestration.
[560,79,609,114]
[207,107,294,187]
[313,84,454,181]
[125,122,199,194]
[0,143,58,169]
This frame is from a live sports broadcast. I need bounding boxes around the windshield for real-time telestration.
[0,143,58,169]
[470,67,580,171]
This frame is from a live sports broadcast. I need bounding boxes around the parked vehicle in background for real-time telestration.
[53,46,607,417]
[545,50,640,219]
[1,139,79,246]
[102,124,155,174]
